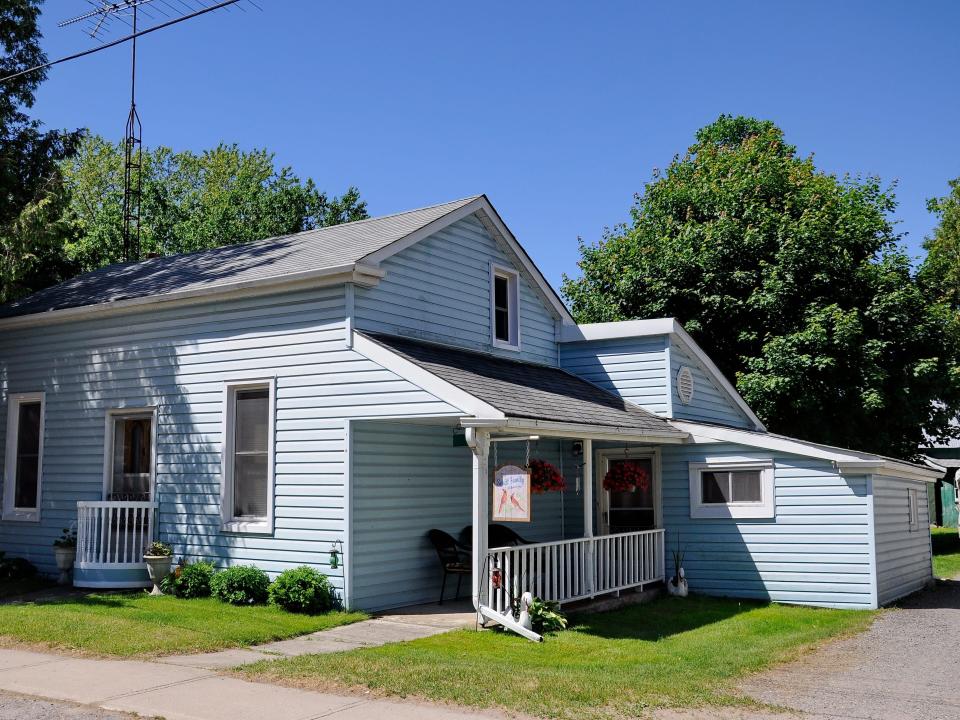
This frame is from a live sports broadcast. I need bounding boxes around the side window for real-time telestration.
[490,264,520,349]
[3,392,45,522]
[106,411,154,501]
[907,488,920,532]
[221,381,275,533]
[688,460,774,519]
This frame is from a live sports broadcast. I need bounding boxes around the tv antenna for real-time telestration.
[52,0,260,262]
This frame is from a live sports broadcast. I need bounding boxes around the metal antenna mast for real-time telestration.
[55,0,256,262]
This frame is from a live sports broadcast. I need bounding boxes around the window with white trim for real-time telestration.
[907,488,920,531]
[105,410,154,502]
[222,381,275,533]
[3,392,44,522]
[688,459,775,519]
[490,264,520,349]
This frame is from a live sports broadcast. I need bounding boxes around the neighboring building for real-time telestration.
[921,432,960,528]
[0,195,938,615]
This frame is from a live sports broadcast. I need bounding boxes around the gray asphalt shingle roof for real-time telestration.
[361,332,686,435]
[0,197,480,320]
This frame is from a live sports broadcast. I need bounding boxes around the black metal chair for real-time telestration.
[427,529,471,605]
[459,524,534,549]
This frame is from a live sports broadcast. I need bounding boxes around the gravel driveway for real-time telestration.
[733,578,960,720]
[0,692,136,720]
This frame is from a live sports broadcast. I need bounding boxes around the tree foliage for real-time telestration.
[0,0,83,304]
[562,115,960,458]
[920,177,960,310]
[60,135,368,272]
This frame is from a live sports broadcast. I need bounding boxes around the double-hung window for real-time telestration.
[688,459,775,519]
[3,392,45,522]
[490,264,520,350]
[222,380,275,533]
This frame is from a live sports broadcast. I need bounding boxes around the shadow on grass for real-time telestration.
[568,593,758,640]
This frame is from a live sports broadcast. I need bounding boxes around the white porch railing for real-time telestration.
[76,500,158,568]
[485,529,665,614]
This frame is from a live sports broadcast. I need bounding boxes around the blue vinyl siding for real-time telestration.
[658,443,875,608]
[873,476,932,605]
[0,287,460,591]
[559,336,670,416]
[350,423,583,611]
[354,215,559,365]
[668,339,753,428]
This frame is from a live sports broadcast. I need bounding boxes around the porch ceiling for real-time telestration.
[359,332,686,437]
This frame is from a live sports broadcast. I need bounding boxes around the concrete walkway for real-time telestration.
[157,600,475,670]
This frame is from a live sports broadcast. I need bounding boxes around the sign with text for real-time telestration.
[492,464,531,523]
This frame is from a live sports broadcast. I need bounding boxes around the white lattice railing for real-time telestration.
[76,500,158,568]
[485,529,665,614]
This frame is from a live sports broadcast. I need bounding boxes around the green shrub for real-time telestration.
[211,565,270,605]
[527,597,567,634]
[268,566,334,614]
[160,560,215,598]
[0,552,36,581]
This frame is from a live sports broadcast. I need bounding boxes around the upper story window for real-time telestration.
[688,459,774,519]
[222,380,275,534]
[491,264,520,350]
[3,392,45,522]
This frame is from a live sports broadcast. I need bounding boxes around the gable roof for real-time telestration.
[357,331,686,438]
[0,195,574,327]
[560,318,766,432]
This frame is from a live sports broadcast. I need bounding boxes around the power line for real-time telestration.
[0,0,241,85]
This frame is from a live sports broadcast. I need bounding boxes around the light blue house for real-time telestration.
[0,196,937,616]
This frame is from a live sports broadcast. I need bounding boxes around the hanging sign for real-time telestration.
[492,464,531,523]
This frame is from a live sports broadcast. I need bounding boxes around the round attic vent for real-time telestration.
[676,366,695,405]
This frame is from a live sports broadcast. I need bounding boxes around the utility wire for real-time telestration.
[0,0,240,84]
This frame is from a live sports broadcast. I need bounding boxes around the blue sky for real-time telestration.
[32,0,960,290]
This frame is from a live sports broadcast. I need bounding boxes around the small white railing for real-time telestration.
[76,500,158,568]
[485,528,665,614]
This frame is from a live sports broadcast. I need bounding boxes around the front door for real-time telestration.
[106,411,154,502]
[598,451,658,534]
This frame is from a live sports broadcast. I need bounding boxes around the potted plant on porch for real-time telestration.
[667,531,688,597]
[144,541,173,595]
[53,528,77,585]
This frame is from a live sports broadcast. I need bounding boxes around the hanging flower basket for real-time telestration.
[602,461,650,493]
[528,458,566,494]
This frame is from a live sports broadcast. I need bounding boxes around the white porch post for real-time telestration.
[468,428,490,613]
[583,438,594,537]
[582,438,595,596]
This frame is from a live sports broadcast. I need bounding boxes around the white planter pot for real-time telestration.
[144,555,172,596]
[666,576,688,598]
[53,546,76,585]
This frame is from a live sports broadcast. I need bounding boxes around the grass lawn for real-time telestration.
[242,595,875,719]
[0,593,366,657]
[932,526,960,579]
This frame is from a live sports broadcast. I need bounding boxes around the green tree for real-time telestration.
[60,135,367,272]
[562,115,960,458]
[919,177,960,310]
[0,0,83,304]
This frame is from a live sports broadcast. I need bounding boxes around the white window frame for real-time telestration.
[490,263,521,351]
[221,379,276,534]
[102,407,158,501]
[688,457,775,519]
[3,392,45,522]
[907,487,920,532]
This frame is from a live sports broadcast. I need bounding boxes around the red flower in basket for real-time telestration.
[528,459,566,494]
[603,461,650,493]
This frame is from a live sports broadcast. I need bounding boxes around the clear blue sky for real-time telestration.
[32,0,960,290]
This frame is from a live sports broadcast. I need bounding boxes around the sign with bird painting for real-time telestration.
[492,464,531,523]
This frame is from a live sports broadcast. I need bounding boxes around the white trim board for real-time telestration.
[673,420,940,483]
[559,318,765,432]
